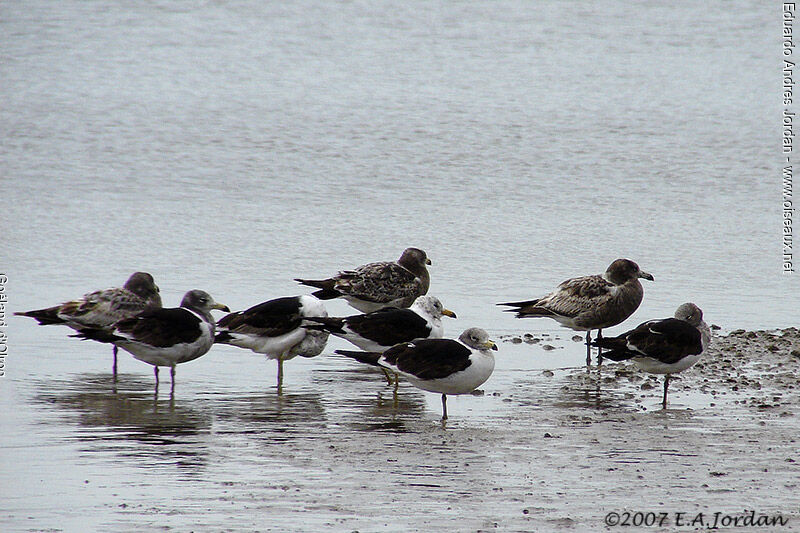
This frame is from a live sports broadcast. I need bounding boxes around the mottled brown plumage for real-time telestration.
[500,259,653,329]
[499,259,654,365]
[295,247,431,313]
[16,272,162,375]
[16,272,162,330]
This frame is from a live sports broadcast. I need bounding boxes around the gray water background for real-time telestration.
[1,1,795,531]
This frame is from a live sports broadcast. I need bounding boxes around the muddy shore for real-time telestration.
[479,327,800,532]
[5,328,800,532]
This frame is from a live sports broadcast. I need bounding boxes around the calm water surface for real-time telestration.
[1,1,794,531]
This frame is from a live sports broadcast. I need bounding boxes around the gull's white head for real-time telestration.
[411,295,456,319]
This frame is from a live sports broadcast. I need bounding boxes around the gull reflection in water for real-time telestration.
[31,373,213,475]
[313,364,428,432]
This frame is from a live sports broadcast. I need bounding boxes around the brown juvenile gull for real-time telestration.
[294,247,431,313]
[592,303,711,409]
[15,272,162,376]
[336,327,498,421]
[214,295,329,393]
[74,290,229,393]
[498,259,654,366]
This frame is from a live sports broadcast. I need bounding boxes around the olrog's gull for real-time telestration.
[15,272,162,376]
[295,247,431,313]
[214,295,329,393]
[593,303,711,409]
[337,327,497,421]
[74,290,228,393]
[305,295,456,384]
[498,258,654,366]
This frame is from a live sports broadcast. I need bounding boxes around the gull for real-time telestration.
[295,247,431,313]
[214,295,329,393]
[15,272,162,376]
[337,327,497,421]
[593,303,711,408]
[74,290,228,393]
[498,258,653,366]
[305,295,456,384]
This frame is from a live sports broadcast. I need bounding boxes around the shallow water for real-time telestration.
[2,1,797,531]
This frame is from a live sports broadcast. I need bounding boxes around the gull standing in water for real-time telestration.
[305,295,456,384]
[593,302,711,409]
[499,259,654,366]
[215,295,329,393]
[75,289,228,393]
[337,327,498,421]
[16,272,162,377]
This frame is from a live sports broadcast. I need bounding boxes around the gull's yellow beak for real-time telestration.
[442,308,457,319]
[213,302,231,313]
